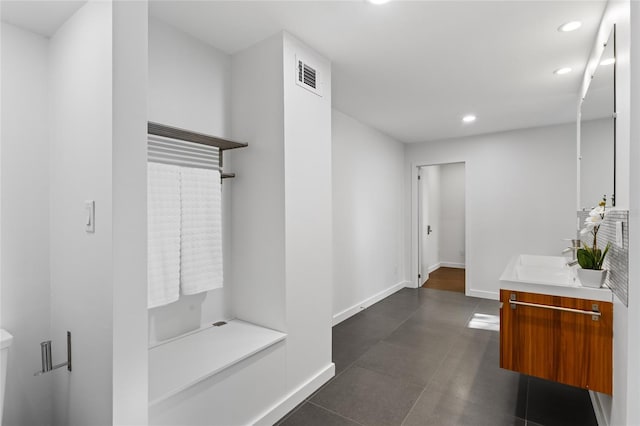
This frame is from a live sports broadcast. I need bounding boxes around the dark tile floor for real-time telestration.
[277,288,598,426]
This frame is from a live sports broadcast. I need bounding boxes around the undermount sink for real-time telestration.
[500,254,612,302]
[511,255,575,287]
[515,254,567,269]
[514,265,574,287]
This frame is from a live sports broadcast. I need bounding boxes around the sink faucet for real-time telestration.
[562,238,581,266]
[565,258,579,267]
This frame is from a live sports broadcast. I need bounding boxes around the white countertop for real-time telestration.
[500,255,613,303]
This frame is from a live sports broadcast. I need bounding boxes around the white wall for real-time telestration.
[0,22,52,426]
[148,17,232,342]
[48,3,114,424]
[332,109,407,321]
[439,162,465,267]
[406,123,576,298]
[626,2,640,424]
[148,18,231,137]
[579,2,632,424]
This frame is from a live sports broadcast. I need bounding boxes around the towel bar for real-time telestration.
[509,293,600,321]
[508,300,601,317]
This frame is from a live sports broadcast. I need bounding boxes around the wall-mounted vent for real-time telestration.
[299,61,316,88]
[296,56,322,97]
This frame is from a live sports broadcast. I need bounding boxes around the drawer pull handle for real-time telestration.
[509,300,601,320]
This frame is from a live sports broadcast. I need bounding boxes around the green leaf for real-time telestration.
[597,243,611,270]
[594,248,602,265]
[577,248,595,269]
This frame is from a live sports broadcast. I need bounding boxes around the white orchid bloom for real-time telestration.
[589,206,606,217]
[580,227,591,236]
[584,216,603,227]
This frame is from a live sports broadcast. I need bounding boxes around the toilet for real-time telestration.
[0,329,13,424]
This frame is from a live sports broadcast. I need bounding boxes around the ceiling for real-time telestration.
[1,1,607,143]
[1,1,85,37]
[150,0,606,143]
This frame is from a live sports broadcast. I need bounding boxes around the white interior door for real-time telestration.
[418,168,430,285]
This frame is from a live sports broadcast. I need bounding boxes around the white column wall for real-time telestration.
[112,1,148,424]
[282,31,333,393]
[48,2,114,424]
[0,22,52,426]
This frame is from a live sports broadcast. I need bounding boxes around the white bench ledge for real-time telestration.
[149,319,286,406]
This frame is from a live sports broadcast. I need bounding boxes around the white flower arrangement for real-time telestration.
[578,196,611,270]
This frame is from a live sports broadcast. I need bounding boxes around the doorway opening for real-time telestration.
[417,162,466,293]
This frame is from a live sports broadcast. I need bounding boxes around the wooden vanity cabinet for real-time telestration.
[499,289,613,395]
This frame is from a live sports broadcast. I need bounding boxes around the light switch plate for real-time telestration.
[616,221,623,247]
[85,200,95,233]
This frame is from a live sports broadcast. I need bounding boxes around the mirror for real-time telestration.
[580,27,616,209]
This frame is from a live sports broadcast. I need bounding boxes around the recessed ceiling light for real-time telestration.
[462,115,476,123]
[600,58,616,66]
[558,21,582,32]
[367,0,391,4]
[554,67,572,75]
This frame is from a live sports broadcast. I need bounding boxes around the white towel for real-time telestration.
[147,162,181,308]
[180,167,223,294]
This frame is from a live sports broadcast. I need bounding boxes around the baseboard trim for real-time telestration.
[589,391,610,426]
[252,363,335,425]
[440,262,465,269]
[332,281,410,326]
[427,263,441,273]
[466,288,499,300]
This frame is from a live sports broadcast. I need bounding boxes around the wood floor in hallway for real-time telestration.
[422,266,465,293]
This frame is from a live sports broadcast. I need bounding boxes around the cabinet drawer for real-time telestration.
[500,289,612,394]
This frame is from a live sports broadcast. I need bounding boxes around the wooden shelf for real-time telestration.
[148,320,286,406]
[148,122,248,151]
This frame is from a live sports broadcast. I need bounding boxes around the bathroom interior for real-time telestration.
[1,0,639,425]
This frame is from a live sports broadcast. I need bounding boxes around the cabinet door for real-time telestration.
[500,290,612,395]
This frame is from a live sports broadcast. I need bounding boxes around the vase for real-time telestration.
[577,268,607,288]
